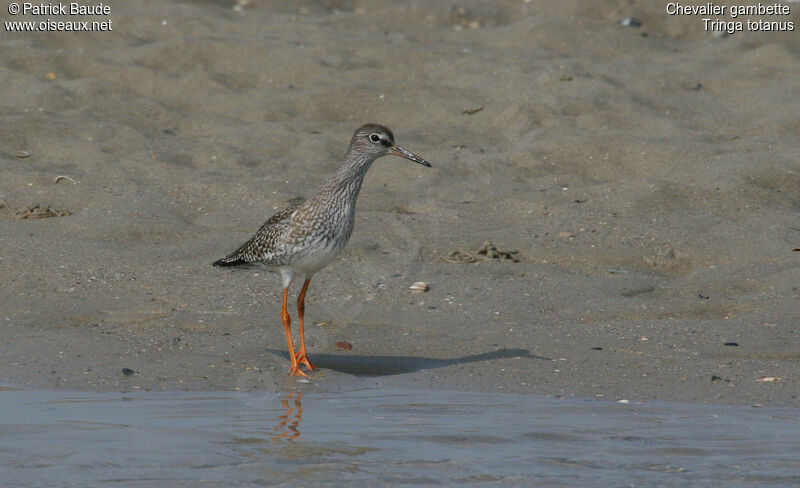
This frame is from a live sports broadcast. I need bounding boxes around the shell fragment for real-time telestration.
[409,281,429,293]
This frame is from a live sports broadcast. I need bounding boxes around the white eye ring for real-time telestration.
[369,133,381,143]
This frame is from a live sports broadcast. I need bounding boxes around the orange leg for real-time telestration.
[281,287,307,377]
[294,278,317,371]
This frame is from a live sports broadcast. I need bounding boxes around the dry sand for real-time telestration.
[1,0,798,405]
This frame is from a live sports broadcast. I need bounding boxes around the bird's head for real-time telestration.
[350,124,431,167]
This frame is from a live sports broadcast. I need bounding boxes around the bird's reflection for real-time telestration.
[272,392,303,441]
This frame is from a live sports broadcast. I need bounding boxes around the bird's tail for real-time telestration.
[213,234,261,268]
[212,252,249,268]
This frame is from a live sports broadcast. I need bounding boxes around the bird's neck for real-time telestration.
[326,149,378,199]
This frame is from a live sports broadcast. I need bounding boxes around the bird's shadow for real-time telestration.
[265,347,549,377]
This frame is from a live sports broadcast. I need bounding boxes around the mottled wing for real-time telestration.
[212,204,300,267]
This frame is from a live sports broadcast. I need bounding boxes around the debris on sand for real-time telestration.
[442,241,520,263]
[642,243,691,274]
[54,175,77,185]
[335,341,352,351]
[12,204,72,219]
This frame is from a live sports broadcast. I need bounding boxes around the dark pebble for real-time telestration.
[591,347,603,351]
[122,368,136,376]
[698,293,710,299]
[724,342,738,347]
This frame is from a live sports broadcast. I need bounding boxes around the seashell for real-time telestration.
[409,281,428,293]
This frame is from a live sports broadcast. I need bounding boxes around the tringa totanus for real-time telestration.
[213,124,430,376]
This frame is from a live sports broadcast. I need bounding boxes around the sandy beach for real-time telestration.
[1,0,798,406]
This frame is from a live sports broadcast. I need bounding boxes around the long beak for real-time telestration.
[391,145,431,167]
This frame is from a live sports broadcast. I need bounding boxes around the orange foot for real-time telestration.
[295,352,317,372]
[288,364,310,377]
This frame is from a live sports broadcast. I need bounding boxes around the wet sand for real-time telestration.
[1,1,798,405]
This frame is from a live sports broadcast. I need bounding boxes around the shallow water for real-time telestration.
[1,386,799,487]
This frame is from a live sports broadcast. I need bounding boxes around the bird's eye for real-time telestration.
[369,133,381,143]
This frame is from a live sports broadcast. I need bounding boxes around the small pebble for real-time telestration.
[620,17,641,27]
[335,341,352,351]
[724,342,738,347]
[14,150,31,158]
[122,368,136,376]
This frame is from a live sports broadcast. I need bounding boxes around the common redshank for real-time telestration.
[213,124,430,376]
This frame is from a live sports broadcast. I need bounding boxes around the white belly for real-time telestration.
[290,241,343,274]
